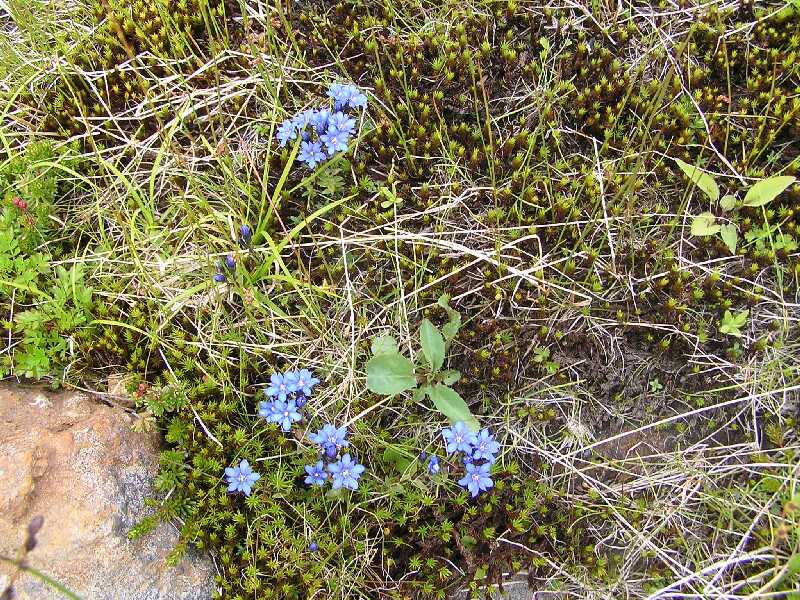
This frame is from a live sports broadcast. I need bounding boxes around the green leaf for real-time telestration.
[720,194,737,211]
[440,369,461,385]
[383,446,415,474]
[787,554,800,578]
[437,294,462,341]
[719,223,738,254]
[420,319,446,373]
[366,353,417,395]
[412,384,431,403]
[675,158,719,202]
[371,335,398,356]
[428,384,479,431]
[690,212,720,236]
[742,176,796,207]
[719,309,748,337]
[759,475,781,493]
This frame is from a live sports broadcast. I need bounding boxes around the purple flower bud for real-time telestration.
[225,255,236,270]
[295,395,307,408]
[213,273,226,283]
[27,516,44,536]
[309,542,318,552]
[325,445,337,459]
[239,224,252,240]
[419,451,427,461]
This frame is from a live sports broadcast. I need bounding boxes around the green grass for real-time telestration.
[1,0,800,598]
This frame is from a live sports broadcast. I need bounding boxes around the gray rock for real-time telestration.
[0,384,217,600]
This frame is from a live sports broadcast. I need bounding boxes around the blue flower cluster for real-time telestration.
[306,424,365,490]
[442,422,500,498]
[225,459,261,496]
[224,369,320,497]
[276,83,367,169]
[258,369,320,432]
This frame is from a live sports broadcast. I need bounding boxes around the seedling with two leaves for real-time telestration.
[676,157,796,254]
[365,295,479,431]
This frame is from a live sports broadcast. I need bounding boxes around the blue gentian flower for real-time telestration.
[327,83,368,111]
[309,424,348,456]
[239,224,252,241]
[304,460,328,487]
[327,83,349,109]
[309,542,318,552]
[427,455,440,475]
[472,429,501,463]
[442,421,478,454]
[265,372,294,401]
[328,453,365,490]
[286,369,320,396]
[330,111,356,136]
[298,141,326,168]
[312,109,331,134]
[257,400,280,420]
[292,109,314,130]
[292,110,316,141]
[224,255,236,270]
[269,399,302,432]
[346,87,368,110]
[458,461,493,498]
[277,119,297,147]
[320,127,350,156]
[213,272,226,283]
[225,459,261,496]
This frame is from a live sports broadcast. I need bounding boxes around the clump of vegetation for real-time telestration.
[2,0,800,598]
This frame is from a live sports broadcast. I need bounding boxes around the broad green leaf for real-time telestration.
[412,384,432,403]
[437,294,462,341]
[690,212,720,236]
[719,223,738,254]
[787,554,800,578]
[420,319,445,373]
[382,446,415,474]
[366,353,417,395]
[675,158,719,202]
[731,310,749,327]
[742,176,796,207]
[440,369,461,385]
[720,194,737,211]
[428,384,479,431]
[371,335,398,356]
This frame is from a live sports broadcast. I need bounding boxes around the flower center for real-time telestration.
[283,411,289,417]
[455,435,463,443]
[342,469,350,478]
[239,475,246,482]
[472,474,480,482]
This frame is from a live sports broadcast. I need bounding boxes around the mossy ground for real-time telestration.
[1,0,800,598]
